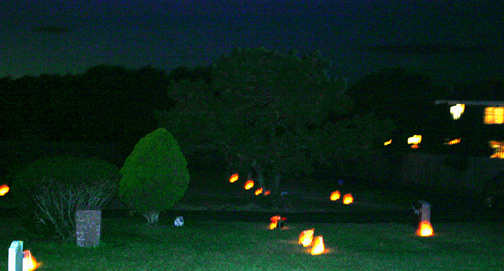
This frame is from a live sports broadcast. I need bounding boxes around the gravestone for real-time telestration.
[8,241,23,271]
[412,200,431,226]
[75,207,102,247]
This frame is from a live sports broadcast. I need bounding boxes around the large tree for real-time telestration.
[156,47,393,193]
[346,67,435,145]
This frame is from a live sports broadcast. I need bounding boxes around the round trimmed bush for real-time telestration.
[119,128,190,224]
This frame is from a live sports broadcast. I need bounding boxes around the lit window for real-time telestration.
[484,107,504,124]
[489,141,504,159]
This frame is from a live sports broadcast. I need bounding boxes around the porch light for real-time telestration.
[450,104,465,120]
[408,135,422,149]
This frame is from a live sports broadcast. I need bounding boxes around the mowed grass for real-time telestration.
[1,217,504,271]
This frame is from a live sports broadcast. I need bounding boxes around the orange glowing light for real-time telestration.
[264,190,271,196]
[299,229,315,247]
[417,221,434,237]
[229,174,239,183]
[310,236,325,255]
[244,180,254,190]
[269,216,286,230]
[330,191,340,201]
[444,138,461,145]
[23,250,40,271]
[270,216,285,223]
[384,139,392,146]
[255,187,263,195]
[269,222,277,230]
[343,193,353,204]
[0,184,9,196]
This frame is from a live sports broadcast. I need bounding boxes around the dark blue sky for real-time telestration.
[1,0,503,85]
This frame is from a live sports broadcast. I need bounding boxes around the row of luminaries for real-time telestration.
[268,215,326,255]
[228,173,354,204]
[230,173,434,239]
[228,173,341,256]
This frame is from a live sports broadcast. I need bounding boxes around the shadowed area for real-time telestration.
[30,26,70,34]
[364,43,492,55]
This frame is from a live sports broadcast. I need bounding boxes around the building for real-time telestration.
[434,100,504,159]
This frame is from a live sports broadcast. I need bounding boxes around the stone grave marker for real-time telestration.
[75,207,102,247]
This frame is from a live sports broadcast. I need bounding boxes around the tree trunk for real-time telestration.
[143,210,160,224]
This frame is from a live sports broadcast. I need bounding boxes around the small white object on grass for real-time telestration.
[174,216,184,227]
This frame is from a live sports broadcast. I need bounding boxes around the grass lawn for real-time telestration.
[1,217,504,270]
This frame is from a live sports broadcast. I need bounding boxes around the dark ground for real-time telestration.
[1,176,502,224]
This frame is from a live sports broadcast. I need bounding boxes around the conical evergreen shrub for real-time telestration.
[119,128,190,224]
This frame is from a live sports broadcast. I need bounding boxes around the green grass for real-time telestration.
[1,217,503,270]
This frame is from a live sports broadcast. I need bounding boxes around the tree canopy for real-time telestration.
[156,47,393,191]
[346,67,434,135]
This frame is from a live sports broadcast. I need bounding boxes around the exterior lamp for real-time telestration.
[450,104,465,120]
[408,135,422,149]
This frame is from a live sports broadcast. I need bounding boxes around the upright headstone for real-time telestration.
[75,207,102,247]
[419,200,431,222]
[8,241,23,271]
[412,200,431,226]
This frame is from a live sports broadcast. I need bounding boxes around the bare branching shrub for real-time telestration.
[12,156,119,240]
[33,179,115,241]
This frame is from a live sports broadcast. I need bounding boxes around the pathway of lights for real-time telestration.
[298,228,325,255]
[227,173,435,257]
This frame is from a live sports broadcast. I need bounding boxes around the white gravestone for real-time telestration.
[413,200,431,224]
[418,200,431,222]
[8,241,23,271]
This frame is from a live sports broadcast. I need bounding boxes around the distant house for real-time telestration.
[434,99,504,159]
[398,99,504,192]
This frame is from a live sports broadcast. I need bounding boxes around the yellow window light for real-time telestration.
[489,141,504,159]
[485,107,504,124]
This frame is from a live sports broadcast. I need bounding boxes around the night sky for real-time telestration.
[1,0,503,86]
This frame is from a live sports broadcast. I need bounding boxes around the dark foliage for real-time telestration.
[0,65,173,160]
